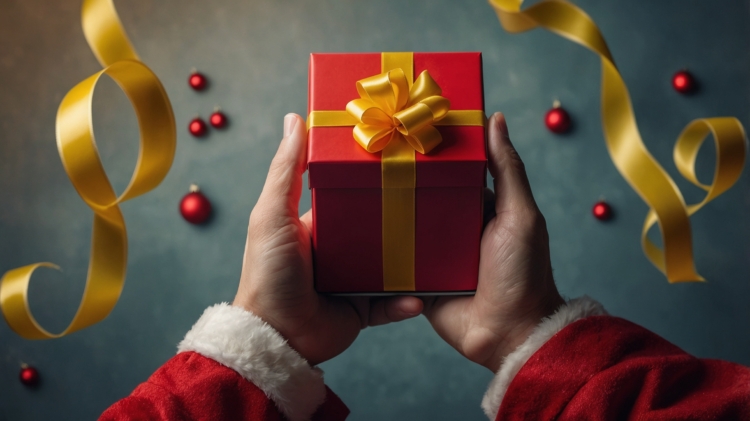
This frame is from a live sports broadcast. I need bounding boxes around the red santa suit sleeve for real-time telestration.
[99,303,349,421]
[482,297,750,420]
[101,298,749,421]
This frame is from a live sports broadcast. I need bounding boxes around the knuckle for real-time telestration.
[268,154,289,175]
[506,147,526,171]
[533,212,548,232]
[248,206,263,227]
[515,209,547,237]
[510,151,525,169]
[248,207,271,236]
[497,146,527,177]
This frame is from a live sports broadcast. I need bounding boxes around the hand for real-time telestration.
[233,114,424,366]
[423,112,565,373]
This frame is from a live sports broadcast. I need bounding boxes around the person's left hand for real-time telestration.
[233,113,423,366]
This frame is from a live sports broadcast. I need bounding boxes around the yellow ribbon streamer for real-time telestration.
[489,0,746,283]
[0,0,175,339]
[308,52,484,291]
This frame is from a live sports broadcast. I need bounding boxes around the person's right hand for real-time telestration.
[233,114,423,366]
[423,112,565,373]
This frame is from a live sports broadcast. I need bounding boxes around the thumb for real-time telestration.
[255,113,307,219]
[487,112,537,214]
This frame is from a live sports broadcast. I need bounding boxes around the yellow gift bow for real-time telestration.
[0,0,175,339]
[346,68,450,155]
[308,52,484,291]
[489,0,747,283]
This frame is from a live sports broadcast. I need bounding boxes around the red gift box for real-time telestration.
[307,52,486,294]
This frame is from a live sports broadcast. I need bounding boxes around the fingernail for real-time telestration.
[283,114,297,137]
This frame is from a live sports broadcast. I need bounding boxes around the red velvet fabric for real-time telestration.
[100,317,750,420]
[99,351,349,421]
[497,316,750,420]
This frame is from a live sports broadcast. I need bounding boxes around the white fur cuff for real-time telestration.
[481,296,607,419]
[177,303,326,421]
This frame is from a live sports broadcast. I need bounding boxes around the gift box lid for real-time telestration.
[307,52,486,189]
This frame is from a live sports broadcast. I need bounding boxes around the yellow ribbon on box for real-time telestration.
[308,52,484,291]
[0,0,175,339]
[489,0,747,282]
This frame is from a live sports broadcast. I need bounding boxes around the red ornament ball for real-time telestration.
[592,201,613,221]
[19,365,39,387]
[672,70,695,94]
[189,118,208,137]
[180,185,212,224]
[545,104,571,134]
[209,110,228,129]
[188,72,208,91]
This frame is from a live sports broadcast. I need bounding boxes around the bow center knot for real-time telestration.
[346,68,450,155]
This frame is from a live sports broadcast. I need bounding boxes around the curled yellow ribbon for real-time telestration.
[0,0,175,339]
[489,0,746,283]
[346,69,450,154]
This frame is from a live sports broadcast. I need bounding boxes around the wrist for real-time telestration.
[231,293,254,315]
[485,289,565,372]
[232,288,276,330]
[178,303,327,421]
[231,293,325,366]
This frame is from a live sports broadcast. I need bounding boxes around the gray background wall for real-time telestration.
[1,0,749,419]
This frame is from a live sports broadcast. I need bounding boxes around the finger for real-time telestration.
[368,296,423,327]
[255,114,307,220]
[341,296,371,329]
[487,112,537,214]
[300,209,313,233]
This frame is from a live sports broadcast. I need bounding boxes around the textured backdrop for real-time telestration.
[1,0,749,419]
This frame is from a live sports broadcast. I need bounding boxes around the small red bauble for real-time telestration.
[188,71,208,91]
[209,110,228,129]
[189,117,208,137]
[592,201,613,221]
[180,185,212,224]
[545,101,571,134]
[672,70,695,94]
[19,364,39,387]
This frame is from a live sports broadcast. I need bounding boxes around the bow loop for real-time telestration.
[352,124,396,153]
[407,71,443,106]
[355,69,410,115]
[347,69,449,155]
[346,99,392,126]
[404,126,442,155]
